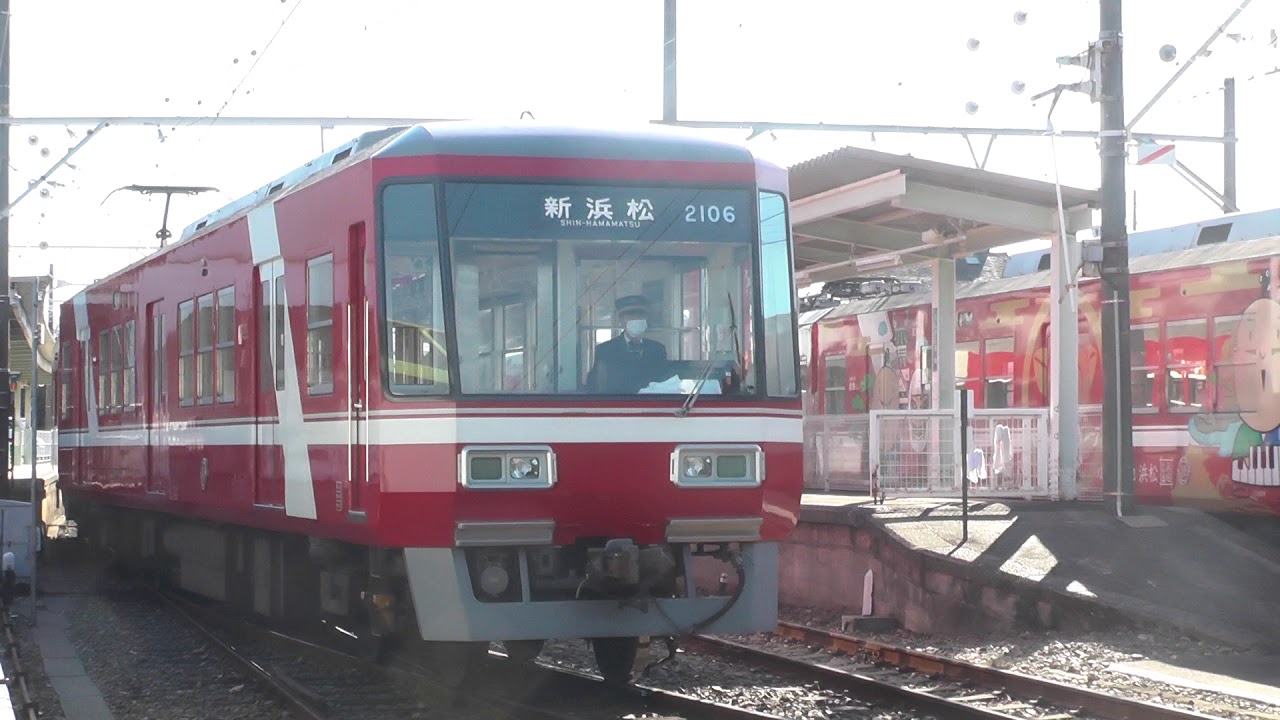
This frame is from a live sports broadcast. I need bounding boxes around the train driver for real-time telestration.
[585,294,670,394]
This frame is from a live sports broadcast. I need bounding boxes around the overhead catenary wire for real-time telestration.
[206,0,309,126]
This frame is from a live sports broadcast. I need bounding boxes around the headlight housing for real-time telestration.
[459,446,557,489]
[670,444,764,487]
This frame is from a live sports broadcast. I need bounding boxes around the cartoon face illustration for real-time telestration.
[1228,297,1280,433]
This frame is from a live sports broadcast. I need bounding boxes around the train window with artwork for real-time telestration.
[955,341,981,404]
[1166,319,1207,411]
[1130,324,1160,410]
[824,356,847,414]
[178,299,194,406]
[216,286,235,402]
[379,182,449,395]
[196,293,215,405]
[983,337,1014,409]
[306,255,334,395]
[443,182,757,396]
[1211,314,1244,413]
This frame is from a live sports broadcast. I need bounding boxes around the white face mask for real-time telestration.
[624,318,648,338]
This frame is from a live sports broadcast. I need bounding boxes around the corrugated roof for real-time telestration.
[787,145,1098,281]
[790,145,1098,213]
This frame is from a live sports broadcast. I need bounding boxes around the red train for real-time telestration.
[56,122,804,683]
[800,211,1280,515]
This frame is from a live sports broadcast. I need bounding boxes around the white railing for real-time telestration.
[803,415,872,493]
[1076,405,1105,499]
[36,430,55,464]
[806,407,1091,501]
[868,409,961,496]
[8,424,56,467]
[965,408,1051,498]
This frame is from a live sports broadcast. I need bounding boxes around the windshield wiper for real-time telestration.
[676,292,743,418]
[676,358,718,417]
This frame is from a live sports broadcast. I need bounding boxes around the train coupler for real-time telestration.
[641,636,679,677]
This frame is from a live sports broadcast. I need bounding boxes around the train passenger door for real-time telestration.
[255,259,286,507]
[347,223,368,515]
[145,302,167,494]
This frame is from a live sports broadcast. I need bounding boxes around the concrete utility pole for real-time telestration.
[0,0,12,497]
[663,0,677,123]
[1098,0,1135,515]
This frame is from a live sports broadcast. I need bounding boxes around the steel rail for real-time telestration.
[154,590,328,720]
[728,620,1222,720]
[160,582,778,720]
[0,595,40,720]
[687,635,1027,719]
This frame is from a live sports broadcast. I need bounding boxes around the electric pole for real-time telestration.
[1098,0,1135,515]
[663,0,677,122]
[0,0,12,497]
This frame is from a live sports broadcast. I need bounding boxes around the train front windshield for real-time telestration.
[378,181,798,398]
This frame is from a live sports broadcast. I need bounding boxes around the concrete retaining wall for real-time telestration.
[782,509,1137,635]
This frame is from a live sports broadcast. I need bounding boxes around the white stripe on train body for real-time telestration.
[59,414,804,448]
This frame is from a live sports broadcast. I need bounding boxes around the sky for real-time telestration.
[8,0,1280,302]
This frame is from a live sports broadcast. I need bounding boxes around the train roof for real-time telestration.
[802,232,1280,326]
[181,122,762,244]
[1001,206,1280,278]
[74,122,769,301]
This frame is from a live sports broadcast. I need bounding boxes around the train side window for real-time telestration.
[216,286,236,403]
[122,320,136,410]
[1211,314,1243,413]
[983,337,1015,409]
[380,183,449,395]
[59,341,72,421]
[955,341,981,406]
[178,299,195,406]
[758,191,799,397]
[823,356,847,415]
[1130,323,1160,411]
[96,332,108,412]
[306,255,335,394]
[196,293,215,405]
[1165,319,1207,411]
[109,325,122,411]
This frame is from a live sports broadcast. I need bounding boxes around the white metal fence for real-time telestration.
[868,409,961,496]
[803,415,872,492]
[1077,404,1105,499]
[964,409,1051,498]
[805,406,1057,500]
[10,423,57,467]
[36,431,55,464]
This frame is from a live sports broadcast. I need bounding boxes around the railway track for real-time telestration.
[0,591,40,720]
[156,585,782,720]
[687,620,1224,720]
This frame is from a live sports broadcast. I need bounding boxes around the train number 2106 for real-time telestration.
[685,204,736,223]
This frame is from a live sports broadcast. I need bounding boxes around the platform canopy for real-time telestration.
[788,146,1100,283]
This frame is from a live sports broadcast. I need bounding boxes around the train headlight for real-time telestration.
[670,445,764,488]
[510,456,540,480]
[683,455,713,478]
[459,446,556,489]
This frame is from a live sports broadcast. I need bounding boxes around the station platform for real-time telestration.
[783,494,1280,650]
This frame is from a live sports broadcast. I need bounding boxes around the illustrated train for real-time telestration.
[800,206,1280,515]
[55,122,805,684]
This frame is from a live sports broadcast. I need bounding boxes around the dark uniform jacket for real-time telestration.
[585,335,669,394]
